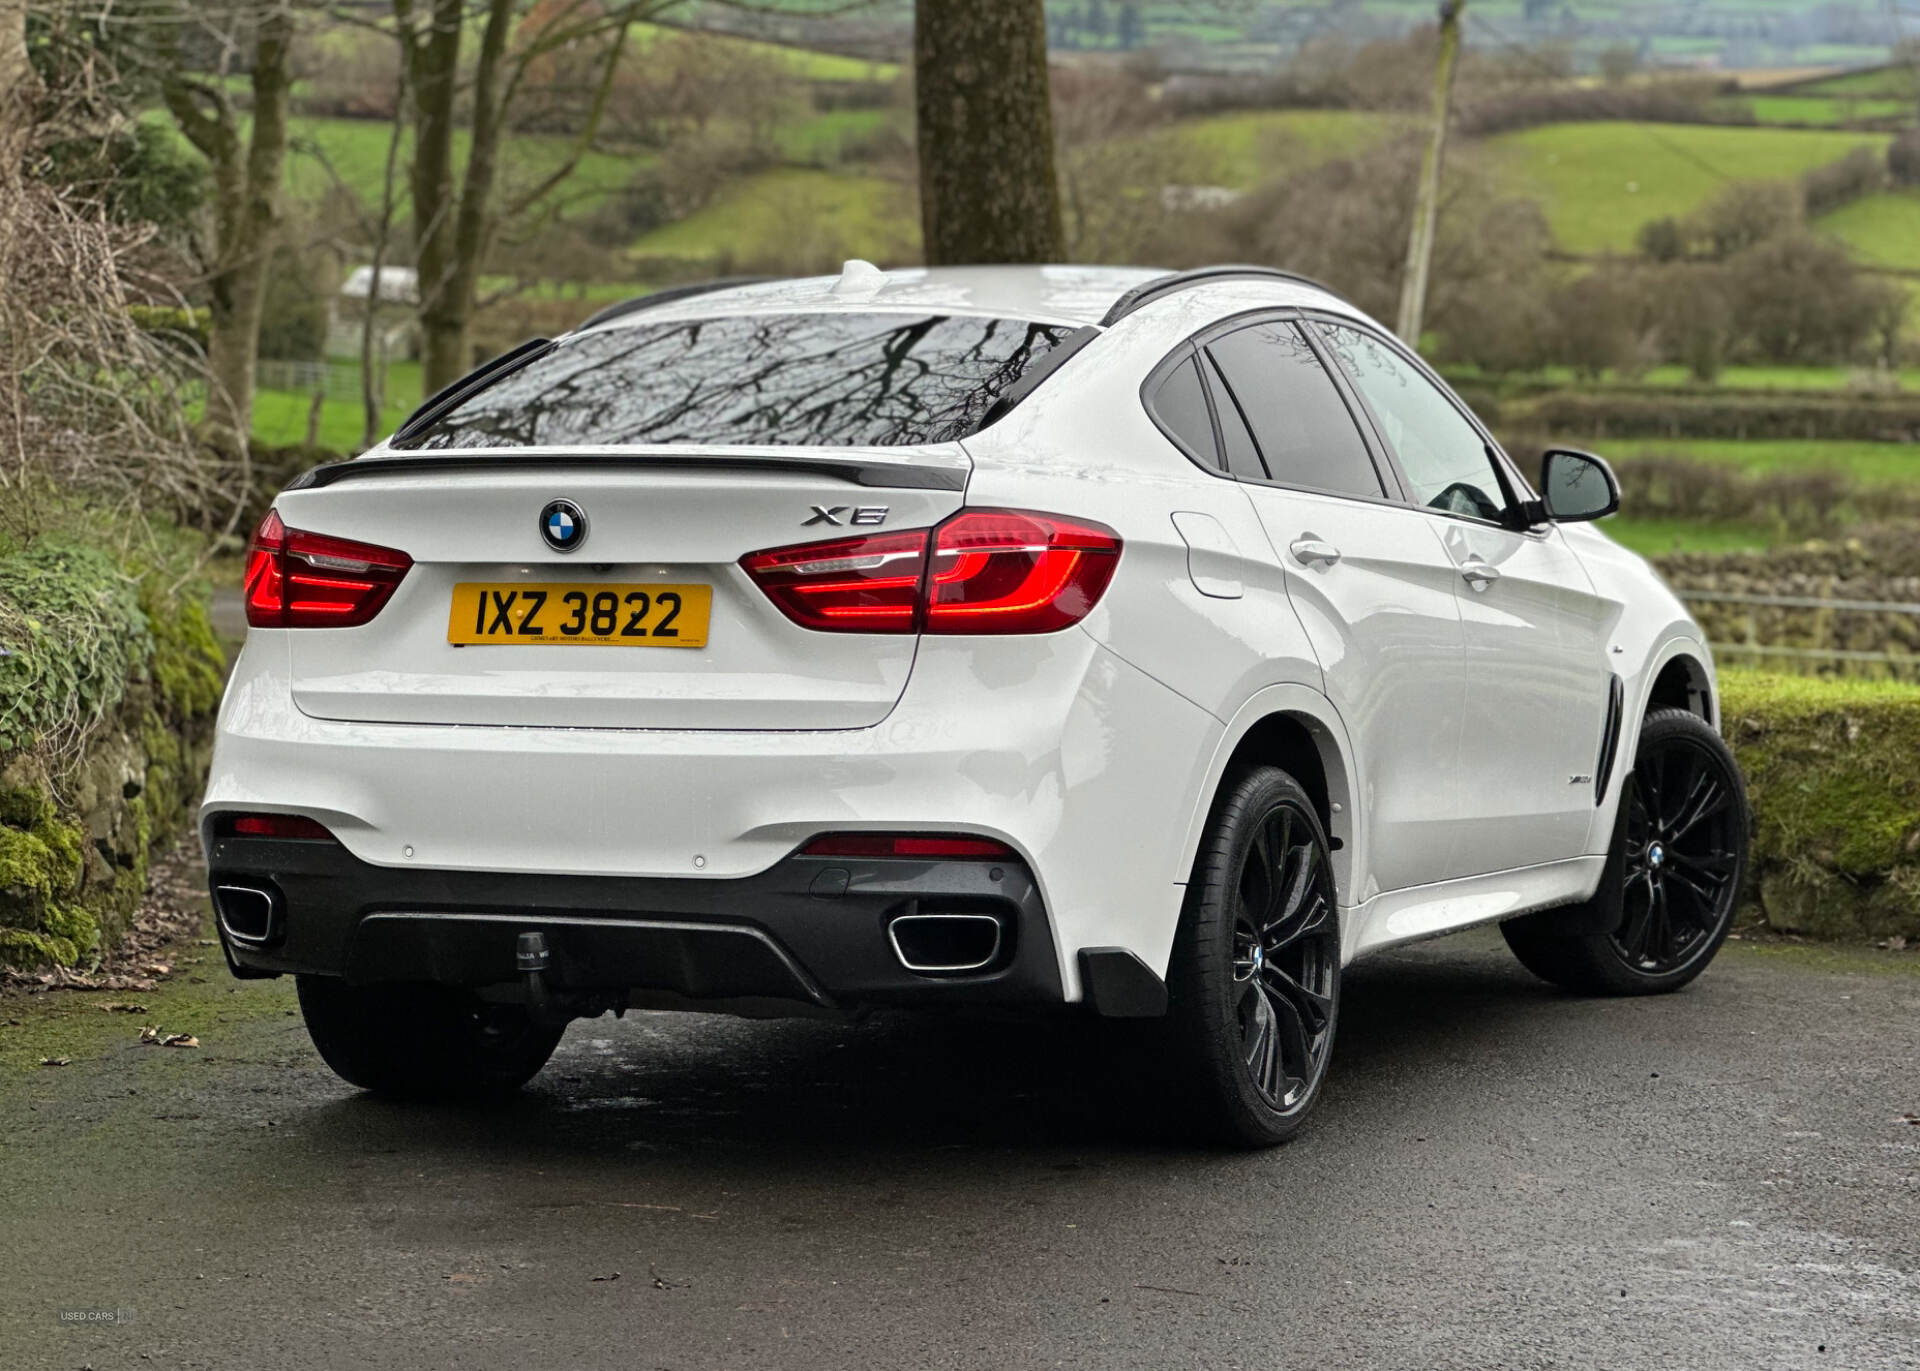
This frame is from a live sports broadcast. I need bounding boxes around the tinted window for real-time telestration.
[1319,323,1510,520]
[1150,355,1218,466]
[1202,354,1268,481]
[397,313,1078,450]
[1206,323,1382,499]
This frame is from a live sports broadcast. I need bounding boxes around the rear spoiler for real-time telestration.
[283,450,968,493]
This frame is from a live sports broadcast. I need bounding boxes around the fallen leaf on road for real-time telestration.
[138,1026,159,1044]
[649,1263,684,1290]
[143,963,171,976]
[162,1034,198,1048]
[590,1272,621,1283]
[38,1056,70,1067]
[100,1002,147,1014]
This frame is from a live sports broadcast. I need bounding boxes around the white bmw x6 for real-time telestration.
[203,263,1749,1144]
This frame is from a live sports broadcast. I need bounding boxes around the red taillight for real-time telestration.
[739,509,1120,636]
[737,529,927,633]
[800,833,1016,859]
[924,510,1121,634]
[243,509,412,629]
[221,813,335,841]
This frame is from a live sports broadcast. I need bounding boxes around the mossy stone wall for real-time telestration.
[0,538,222,968]
[1723,672,1920,940]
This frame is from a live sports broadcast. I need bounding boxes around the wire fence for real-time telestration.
[1674,589,1920,677]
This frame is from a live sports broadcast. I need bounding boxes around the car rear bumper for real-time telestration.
[207,832,1067,1014]
[201,631,1223,1002]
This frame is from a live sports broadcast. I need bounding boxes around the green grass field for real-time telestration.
[1601,517,1777,556]
[1816,188,1920,270]
[1599,437,1920,485]
[1490,122,1896,254]
[629,20,897,83]
[628,166,918,270]
[1449,362,1920,391]
[1736,94,1915,126]
[1147,109,1401,188]
[1793,67,1920,99]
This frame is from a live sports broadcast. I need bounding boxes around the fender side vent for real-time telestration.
[1595,674,1625,805]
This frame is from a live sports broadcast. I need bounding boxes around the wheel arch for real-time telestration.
[1175,686,1361,920]
[1646,650,1715,726]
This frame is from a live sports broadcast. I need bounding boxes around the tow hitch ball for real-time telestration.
[517,930,559,1023]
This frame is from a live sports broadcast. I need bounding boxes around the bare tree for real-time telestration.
[914,0,1064,265]
[395,0,655,393]
[155,1,295,458]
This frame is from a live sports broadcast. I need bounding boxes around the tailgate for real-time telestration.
[273,450,968,730]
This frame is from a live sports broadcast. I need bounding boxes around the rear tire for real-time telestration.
[1503,708,1749,996]
[1162,766,1341,1147]
[296,976,564,1099]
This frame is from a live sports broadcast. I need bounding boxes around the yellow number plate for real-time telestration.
[448,582,711,647]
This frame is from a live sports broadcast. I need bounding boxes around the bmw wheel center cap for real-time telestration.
[541,499,587,552]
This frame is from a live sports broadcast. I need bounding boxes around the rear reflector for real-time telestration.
[740,509,1120,635]
[800,833,1016,859]
[220,813,336,841]
[244,509,413,628]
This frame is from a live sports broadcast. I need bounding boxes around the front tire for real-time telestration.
[1503,707,1749,996]
[296,976,565,1099]
[1163,766,1341,1147]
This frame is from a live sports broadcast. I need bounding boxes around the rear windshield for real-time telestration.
[393,312,1081,451]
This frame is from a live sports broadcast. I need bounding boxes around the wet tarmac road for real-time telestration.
[5,928,1918,1370]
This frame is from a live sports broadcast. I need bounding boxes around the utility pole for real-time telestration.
[1395,0,1466,347]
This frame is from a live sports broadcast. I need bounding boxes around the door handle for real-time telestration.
[1290,539,1342,568]
[1460,559,1501,590]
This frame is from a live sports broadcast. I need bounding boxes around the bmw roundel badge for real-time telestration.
[540,499,588,552]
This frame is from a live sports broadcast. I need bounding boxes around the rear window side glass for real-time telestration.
[1201,353,1269,482]
[393,312,1078,451]
[1149,355,1220,468]
[1206,322,1384,500]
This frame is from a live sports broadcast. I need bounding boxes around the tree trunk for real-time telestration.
[914,0,1064,266]
[0,0,34,279]
[165,8,293,459]
[402,0,465,395]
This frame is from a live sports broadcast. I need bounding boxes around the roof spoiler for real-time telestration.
[576,276,779,332]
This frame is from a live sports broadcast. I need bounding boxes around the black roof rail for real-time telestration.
[1099,265,1347,327]
[576,276,778,331]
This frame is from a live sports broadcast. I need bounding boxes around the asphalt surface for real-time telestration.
[4,921,1917,1371]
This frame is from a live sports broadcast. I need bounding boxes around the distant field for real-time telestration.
[1490,122,1895,254]
[1451,362,1920,391]
[1598,437,1920,486]
[1737,94,1915,126]
[1149,109,1401,187]
[1816,188,1920,271]
[630,20,897,83]
[1793,67,1920,99]
[629,167,918,270]
[1600,517,1777,557]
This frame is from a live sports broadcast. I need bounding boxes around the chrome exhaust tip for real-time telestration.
[213,884,282,947]
[887,912,1004,975]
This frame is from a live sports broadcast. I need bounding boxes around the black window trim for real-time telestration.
[1301,312,1549,538]
[1138,308,1412,510]
[1141,342,1227,474]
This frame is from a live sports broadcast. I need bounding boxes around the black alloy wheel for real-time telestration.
[1503,707,1749,996]
[1231,804,1339,1112]
[1165,766,1342,1146]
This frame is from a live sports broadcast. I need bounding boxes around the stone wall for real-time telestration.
[0,541,222,968]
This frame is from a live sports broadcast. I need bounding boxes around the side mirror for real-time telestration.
[1539,448,1620,522]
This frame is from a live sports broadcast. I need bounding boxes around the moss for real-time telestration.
[142,584,225,719]
[0,927,77,968]
[1724,670,1920,940]
[0,816,84,922]
[0,538,150,755]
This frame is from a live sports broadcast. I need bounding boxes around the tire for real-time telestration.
[1162,765,1341,1147]
[295,976,565,1099]
[1503,707,1749,996]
